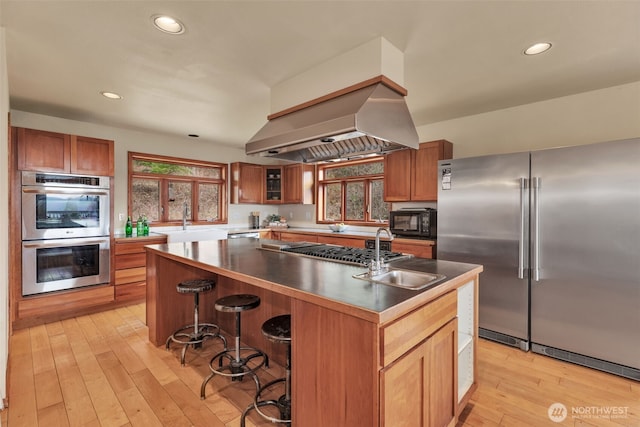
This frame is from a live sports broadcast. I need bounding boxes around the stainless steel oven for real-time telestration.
[21,171,110,240]
[22,237,110,296]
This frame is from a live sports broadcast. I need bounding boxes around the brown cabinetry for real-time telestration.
[384,140,452,202]
[393,238,436,259]
[381,318,457,427]
[231,162,263,204]
[264,166,283,203]
[16,127,114,176]
[317,234,365,248]
[282,163,315,204]
[114,236,166,302]
[380,290,457,427]
[231,162,315,204]
[278,231,318,243]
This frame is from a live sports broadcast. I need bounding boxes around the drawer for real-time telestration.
[115,281,146,302]
[115,267,146,286]
[381,290,457,366]
[114,237,166,255]
[115,252,146,269]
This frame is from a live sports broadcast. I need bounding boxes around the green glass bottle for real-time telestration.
[125,216,133,237]
[143,216,149,236]
[136,215,144,236]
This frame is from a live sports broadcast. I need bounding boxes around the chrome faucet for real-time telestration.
[182,201,189,230]
[370,227,394,275]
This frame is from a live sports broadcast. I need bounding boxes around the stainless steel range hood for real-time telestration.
[246,81,419,163]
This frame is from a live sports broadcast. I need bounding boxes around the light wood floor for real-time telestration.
[1,303,639,426]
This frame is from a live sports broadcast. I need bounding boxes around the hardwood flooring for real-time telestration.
[1,303,639,426]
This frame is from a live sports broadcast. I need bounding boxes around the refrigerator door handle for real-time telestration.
[532,177,541,281]
[518,177,526,279]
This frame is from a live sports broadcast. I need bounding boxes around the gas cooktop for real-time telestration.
[260,241,412,266]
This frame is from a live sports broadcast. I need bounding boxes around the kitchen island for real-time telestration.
[145,238,482,427]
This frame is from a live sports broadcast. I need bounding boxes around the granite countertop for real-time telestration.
[145,238,481,323]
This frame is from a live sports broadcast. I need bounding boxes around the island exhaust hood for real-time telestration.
[245,79,419,163]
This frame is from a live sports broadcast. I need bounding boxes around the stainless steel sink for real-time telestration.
[353,268,446,291]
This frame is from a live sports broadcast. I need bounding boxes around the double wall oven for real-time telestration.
[21,171,111,296]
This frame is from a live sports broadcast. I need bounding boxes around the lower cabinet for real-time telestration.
[392,239,436,259]
[114,236,166,302]
[316,235,365,248]
[277,231,318,243]
[381,318,457,427]
[380,289,458,427]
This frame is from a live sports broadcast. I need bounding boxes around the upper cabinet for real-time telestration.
[282,163,315,204]
[384,140,453,202]
[231,162,264,204]
[264,166,283,204]
[231,162,315,205]
[16,127,114,176]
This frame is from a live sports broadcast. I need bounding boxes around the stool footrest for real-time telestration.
[241,377,292,426]
[166,324,227,366]
[200,347,268,399]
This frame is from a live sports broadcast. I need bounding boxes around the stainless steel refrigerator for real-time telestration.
[437,138,640,380]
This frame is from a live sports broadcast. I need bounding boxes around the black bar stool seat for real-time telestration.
[241,314,292,426]
[165,279,227,366]
[200,294,268,399]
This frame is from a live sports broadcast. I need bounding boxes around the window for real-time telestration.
[128,152,227,226]
[316,158,390,225]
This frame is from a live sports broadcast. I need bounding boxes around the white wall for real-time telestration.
[0,26,10,411]
[417,81,640,158]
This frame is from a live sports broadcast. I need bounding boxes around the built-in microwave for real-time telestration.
[389,208,437,238]
[21,171,110,240]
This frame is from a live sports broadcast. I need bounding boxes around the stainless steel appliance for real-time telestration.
[260,242,412,266]
[389,208,437,238]
[21,171,111,296]
[246,80,419,163]
[437,138,640,380]
[21,171,110,240]
[22,236,110,296]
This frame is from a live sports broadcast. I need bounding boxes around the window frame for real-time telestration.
[128,152,228,226]
[316,157,389,226]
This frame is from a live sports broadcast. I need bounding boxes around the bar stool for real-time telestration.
[165,278,227,366]
[200,294,268,399]
[241,314,291,426]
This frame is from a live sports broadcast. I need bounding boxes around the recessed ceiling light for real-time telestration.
[100,91,123,100]
[524,42,552,56]
[152,14,185,34]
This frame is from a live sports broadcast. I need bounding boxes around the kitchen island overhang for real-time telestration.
[145,238,482,426]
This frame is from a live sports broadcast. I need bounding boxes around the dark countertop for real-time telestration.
[145,238,481,324]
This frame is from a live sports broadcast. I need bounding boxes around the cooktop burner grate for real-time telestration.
[281,244,410,266]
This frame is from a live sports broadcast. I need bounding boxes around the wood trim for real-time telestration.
[8,127,22,330]
[267,75,408,120]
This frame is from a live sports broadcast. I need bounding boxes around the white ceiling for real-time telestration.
[2,1,639,150]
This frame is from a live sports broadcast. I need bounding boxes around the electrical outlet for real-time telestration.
[305,212,311,220]
[118,213,124,221]
[289,211,293,219]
